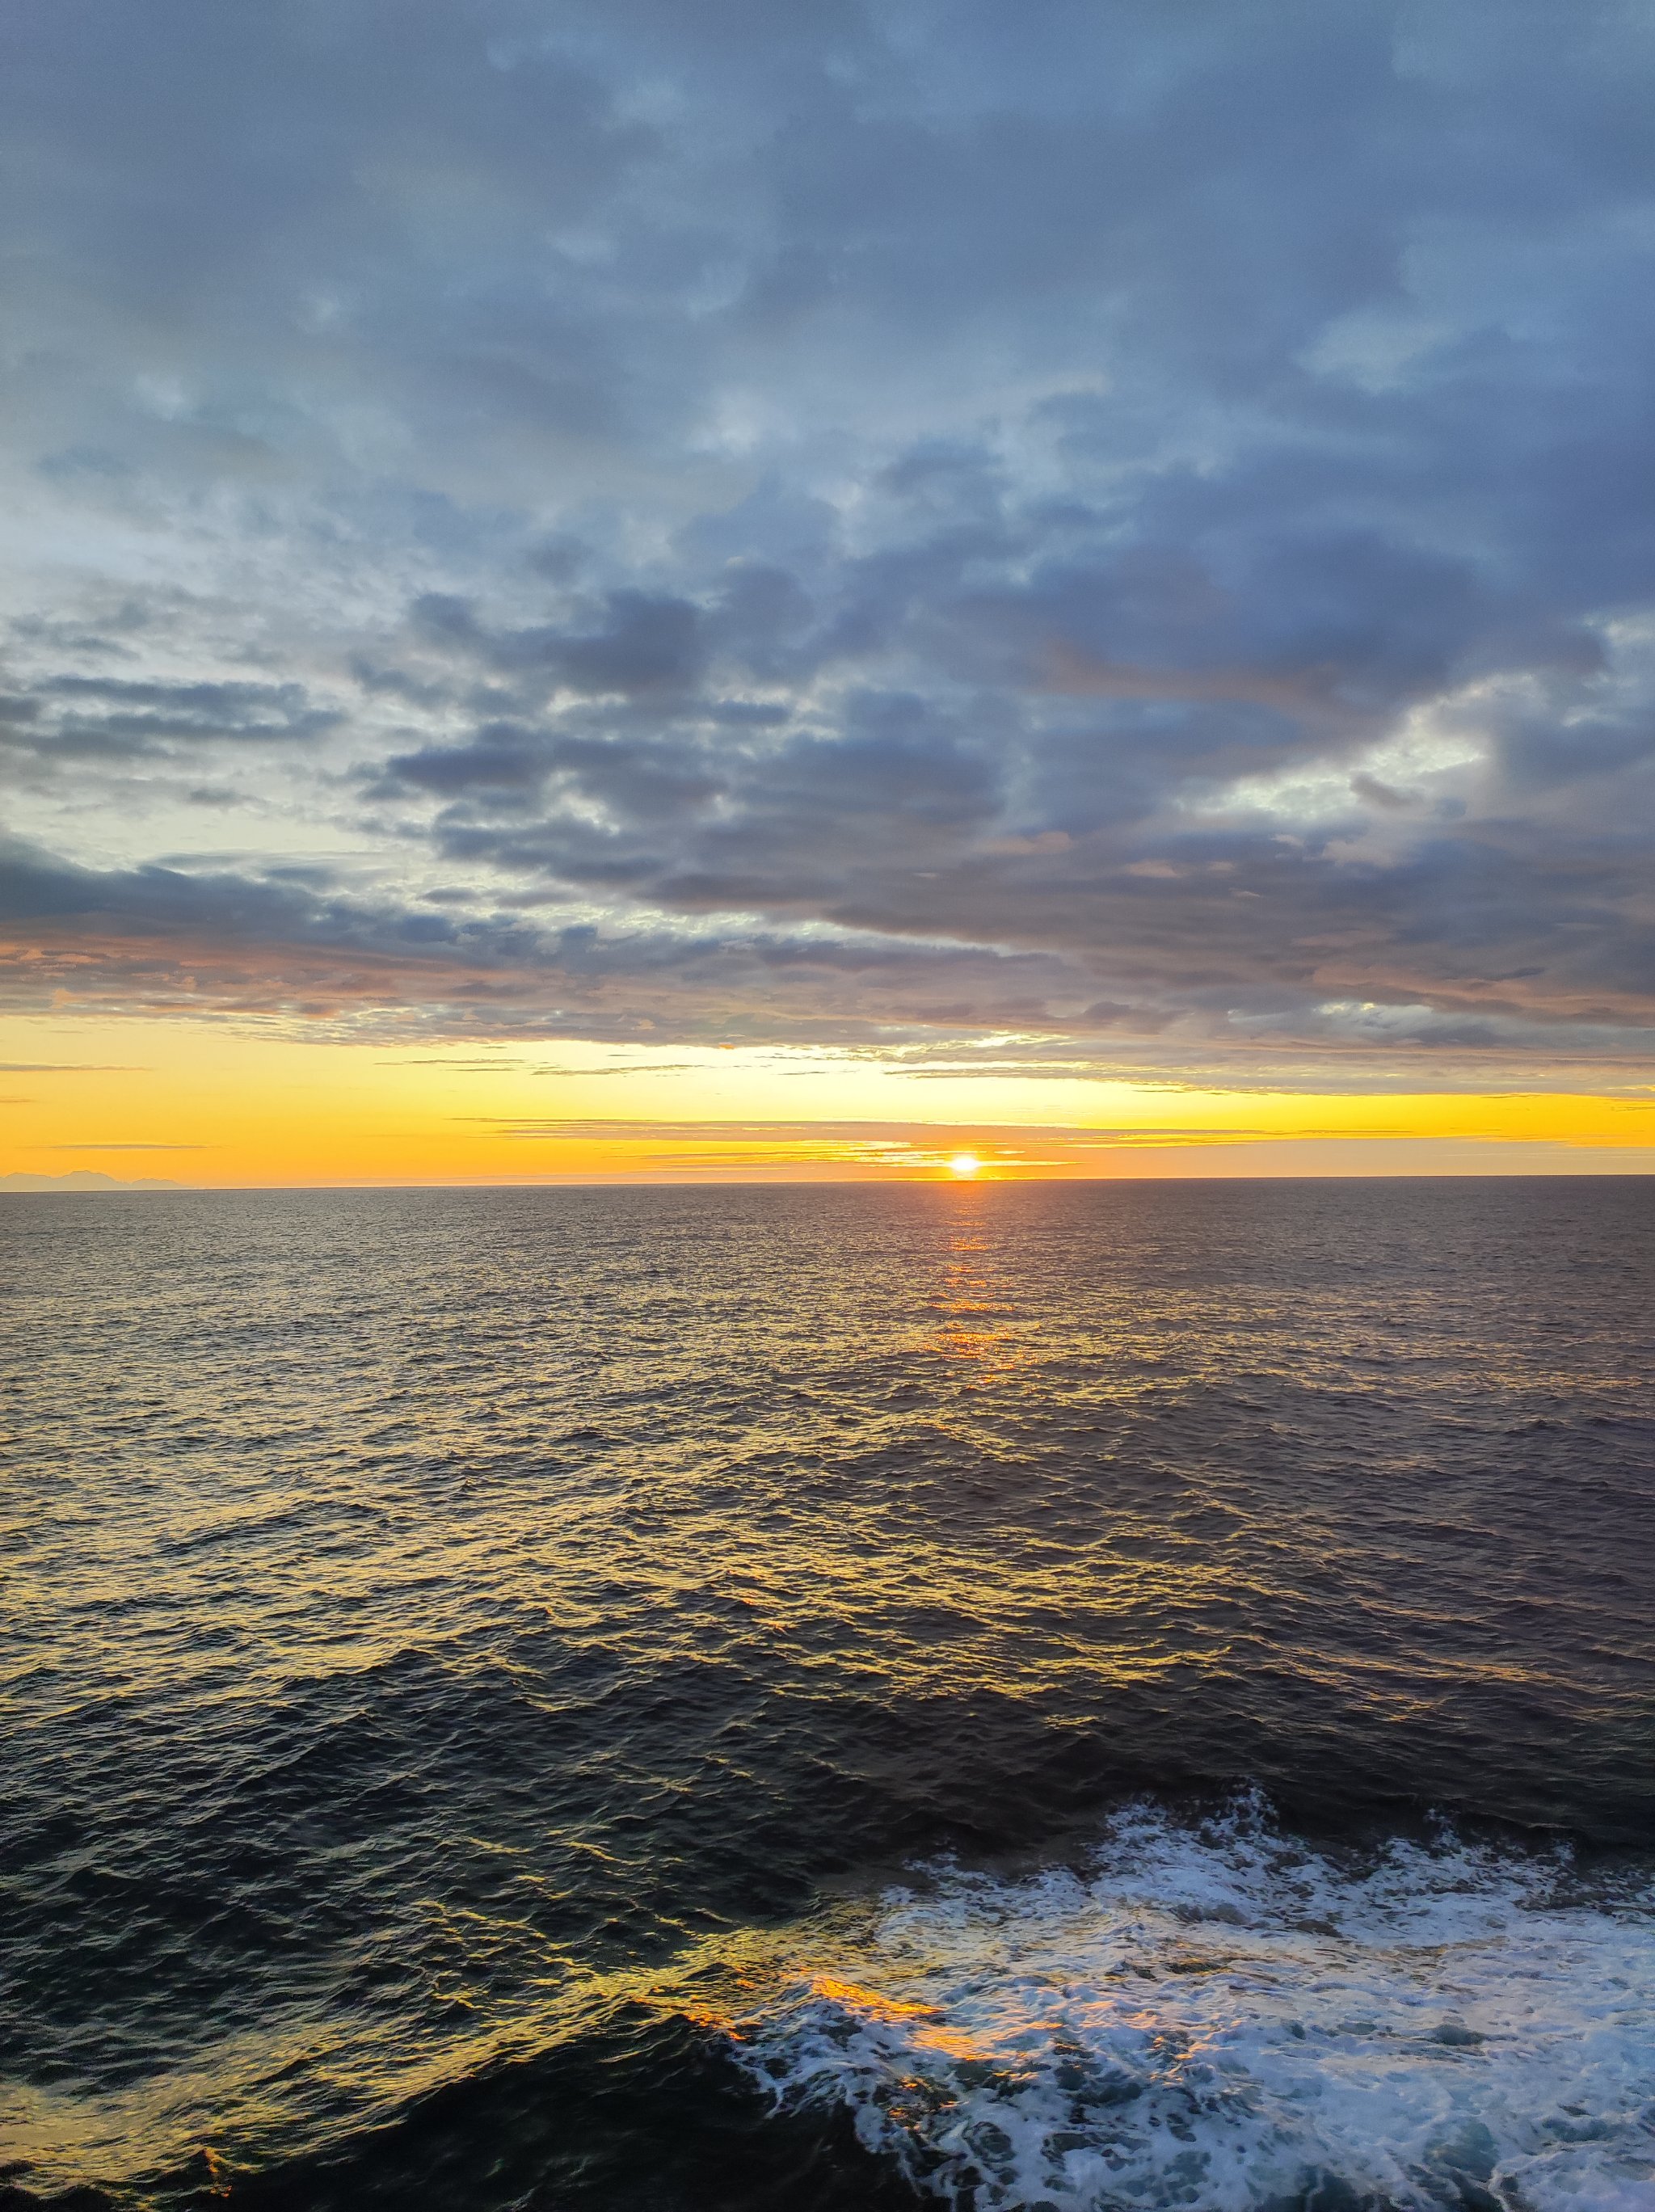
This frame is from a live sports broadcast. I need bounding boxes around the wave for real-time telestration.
[717,1795,1655,2211]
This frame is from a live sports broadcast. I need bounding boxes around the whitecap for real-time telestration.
[723,1796,1655,2211]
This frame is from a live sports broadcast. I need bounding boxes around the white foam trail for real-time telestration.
[726,1797,1655,2210]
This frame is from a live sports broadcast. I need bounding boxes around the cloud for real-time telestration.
[3,1,1655,1080]
[410,589,706,695]
[453,1116,1304,1172]
[0,669,340,774]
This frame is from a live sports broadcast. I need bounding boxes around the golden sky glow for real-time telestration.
[5,1013,1655,1184]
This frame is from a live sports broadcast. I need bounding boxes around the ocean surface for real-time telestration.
[2,1179,1653,2212]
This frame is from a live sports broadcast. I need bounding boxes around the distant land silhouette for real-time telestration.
[0,1169,185,1192]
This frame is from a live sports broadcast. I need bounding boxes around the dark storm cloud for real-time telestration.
[5,1,1655,1068]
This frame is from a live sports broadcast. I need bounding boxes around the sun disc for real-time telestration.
[948,1152,981,1178]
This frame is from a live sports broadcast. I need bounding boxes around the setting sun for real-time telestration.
[948,1152,982,1178]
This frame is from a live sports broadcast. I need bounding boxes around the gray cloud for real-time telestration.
[0,671,339,769]
[3,1,1655,1077]
[410,589,707,696]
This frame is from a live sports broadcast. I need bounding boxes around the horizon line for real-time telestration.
[7,1168,1655,1194]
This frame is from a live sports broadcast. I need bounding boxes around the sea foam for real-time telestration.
[725,1797,1655,2211]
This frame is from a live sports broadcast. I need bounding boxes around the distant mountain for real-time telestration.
[0,1169,186,1192]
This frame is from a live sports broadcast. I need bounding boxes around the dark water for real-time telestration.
[3,1180,1653,2212]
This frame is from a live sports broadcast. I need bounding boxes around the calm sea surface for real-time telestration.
[3,1181,1653,2212]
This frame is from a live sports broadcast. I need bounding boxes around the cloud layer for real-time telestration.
[4,0,1654,1078]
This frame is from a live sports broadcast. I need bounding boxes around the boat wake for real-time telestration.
[719,1797,1655,2211]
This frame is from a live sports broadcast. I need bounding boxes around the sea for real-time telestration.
[2,1179,1653,2212]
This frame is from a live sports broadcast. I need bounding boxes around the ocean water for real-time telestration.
[2,1178,1653,2212]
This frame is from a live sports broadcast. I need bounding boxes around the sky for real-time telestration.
[3,0,1655,1183]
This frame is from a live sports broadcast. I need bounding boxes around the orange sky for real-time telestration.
[5,1013,1654,1183]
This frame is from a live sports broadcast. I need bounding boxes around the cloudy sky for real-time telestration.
[4,0,1655,1180]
